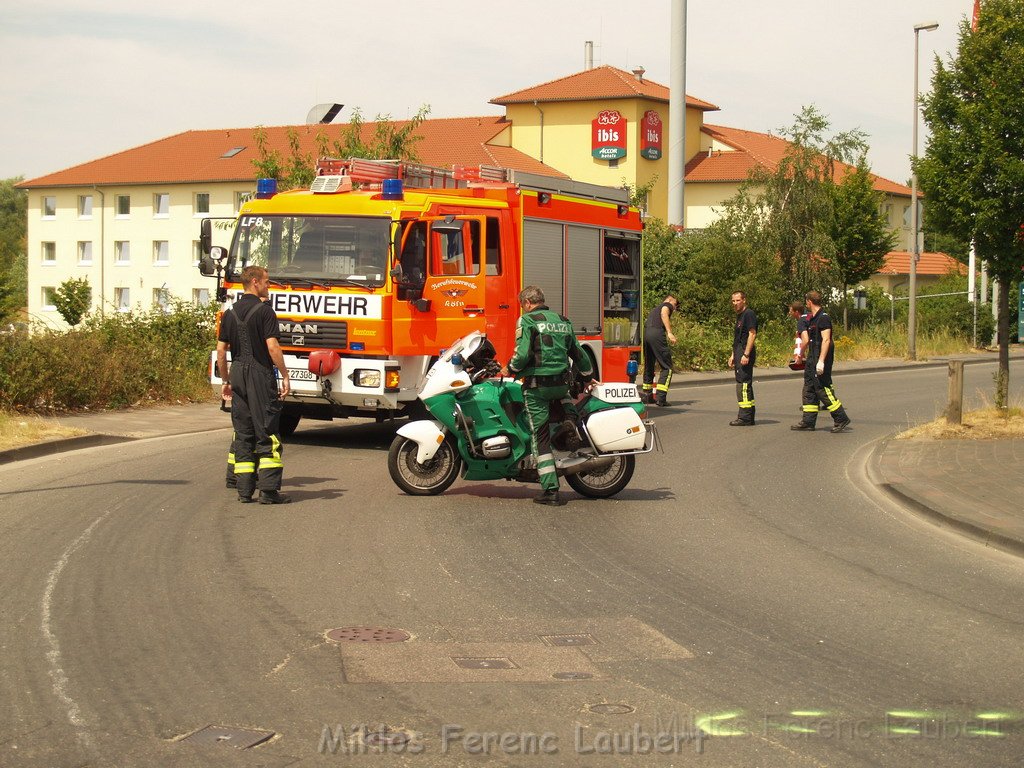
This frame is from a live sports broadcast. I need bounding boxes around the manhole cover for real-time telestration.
[181,725,275,749]
[589,704,635,715]
[553,671,593,680]
[326,626,411,643]
[540,633,597,647]
[364,729,411,747]
[451,656,519,670]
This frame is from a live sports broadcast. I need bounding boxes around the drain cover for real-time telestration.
[451,656,519,670]
[181,725,275,749]
[540,633,597,647]
[326,626,411,643]
[553,671,593,680]
[364,729,410,747]
[589,704,636,715]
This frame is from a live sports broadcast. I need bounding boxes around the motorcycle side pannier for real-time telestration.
[586,408,647,451]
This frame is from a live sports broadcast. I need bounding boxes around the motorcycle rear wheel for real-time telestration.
[564,454,635,498]
[388,435,462,496]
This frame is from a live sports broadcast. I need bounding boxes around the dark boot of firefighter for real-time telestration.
[507,286,597,507]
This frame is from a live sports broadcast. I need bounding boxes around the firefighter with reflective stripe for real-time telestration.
[642,295,678,406]
[787,300,814,416]
[507,285,596,507]
[728,290,757,426]
[217,265,293,503]
[792,290,851,433]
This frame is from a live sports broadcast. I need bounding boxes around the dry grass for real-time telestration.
[0,411,86,450]
[897,406,1024,441]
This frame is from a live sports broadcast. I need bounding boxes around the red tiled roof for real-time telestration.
[878,251,967,276]
[686,123,912,196]
[491,65,719,111]
[18,116,567,188]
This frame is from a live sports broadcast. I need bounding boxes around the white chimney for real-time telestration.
[632,66,646,82]
[585,41,594,70]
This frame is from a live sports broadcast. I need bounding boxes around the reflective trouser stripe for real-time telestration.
[228,452,235,466]
[259,457,283,469]
[824,386,843,411]
[537,453,556,478]
[235,461,255,474]
[270,434,282,460]
[739,383,755,407]
[656,369,672,392]
[802,405,819,413]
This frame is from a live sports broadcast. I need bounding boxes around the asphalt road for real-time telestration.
[1,362,1023,767]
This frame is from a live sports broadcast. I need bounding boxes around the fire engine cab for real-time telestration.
[199,158,643,435]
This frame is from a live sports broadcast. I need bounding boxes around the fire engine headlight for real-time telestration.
[354,369,381,388]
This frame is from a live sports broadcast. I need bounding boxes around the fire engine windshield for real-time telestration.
[229,215,390,287]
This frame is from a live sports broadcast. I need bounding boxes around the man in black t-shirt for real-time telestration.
[642,295,678,406]
[217,266,293,503]
[728,291,757,426]
[791,290,851,433]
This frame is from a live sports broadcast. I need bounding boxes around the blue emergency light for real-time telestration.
[256,178,277,199]
[382,178,404,200]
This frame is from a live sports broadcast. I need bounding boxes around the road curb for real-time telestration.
[867,438,1024,560]
[0,434,136,465]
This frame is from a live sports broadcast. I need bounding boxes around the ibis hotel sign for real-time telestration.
[640,110,663,160]
[592,110,627,160]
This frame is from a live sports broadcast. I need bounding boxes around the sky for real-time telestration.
[0,0,975,185]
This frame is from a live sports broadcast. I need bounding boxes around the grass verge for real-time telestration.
[0,411,87,450]
[897,406,1024,440]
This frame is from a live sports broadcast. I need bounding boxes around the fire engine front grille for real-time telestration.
[278,319,348,350]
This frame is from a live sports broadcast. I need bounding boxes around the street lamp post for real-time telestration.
[909,20,938,360]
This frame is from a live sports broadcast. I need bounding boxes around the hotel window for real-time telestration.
[153,287,170,311]
[153,240,169,265]
[116,195,130,217]
[154,193,170,217]
[78,194,93,218]
[115,287,131,312]
[42,287,57,311]
[193,288,210,306]
[192,240,202,265]
[41,242,56,264]
[195,192,210,215]
[115,241,130,264]
[42,196,56,218]
[78,241,93,265]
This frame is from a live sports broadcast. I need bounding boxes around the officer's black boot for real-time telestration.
[830,407,851,433]
[534,488,566,507]
[654,391,668,407]
[259,490,292,505]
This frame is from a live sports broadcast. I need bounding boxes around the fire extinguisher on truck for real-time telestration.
[198,158,644,436]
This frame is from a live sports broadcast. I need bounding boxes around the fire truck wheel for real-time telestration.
[388,435,462,496]
[279,412,301,437]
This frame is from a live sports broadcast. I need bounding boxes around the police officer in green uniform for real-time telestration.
[507,285,597,507]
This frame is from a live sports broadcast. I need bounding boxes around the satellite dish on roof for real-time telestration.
[306,103,344,125]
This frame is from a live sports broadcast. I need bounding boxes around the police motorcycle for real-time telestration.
[386,331,658,498]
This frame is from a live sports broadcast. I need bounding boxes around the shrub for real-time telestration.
[0,301,217,412]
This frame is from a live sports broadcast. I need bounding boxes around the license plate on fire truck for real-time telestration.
[288,369,318,381]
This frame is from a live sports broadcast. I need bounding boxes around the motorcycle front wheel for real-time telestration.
[564,454,636,498]
[387,435,463,496]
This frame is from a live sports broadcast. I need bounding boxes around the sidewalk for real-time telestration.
[2,349,1023,557]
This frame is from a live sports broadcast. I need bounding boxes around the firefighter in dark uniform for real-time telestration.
[641,295,678,406]
[791,290,851,433]
[729,290,757,426]
[217,265,293,503]
[507,285,597,507]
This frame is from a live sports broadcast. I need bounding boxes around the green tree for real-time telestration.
[0,177,27,322]
[53,277,92,326]
[829,158,898,327]
[330,106,430,161]
[917,0,1024,404]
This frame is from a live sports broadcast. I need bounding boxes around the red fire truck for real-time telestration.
[199,158,643,434]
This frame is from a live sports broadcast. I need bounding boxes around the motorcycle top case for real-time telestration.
[586,407,647,451]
